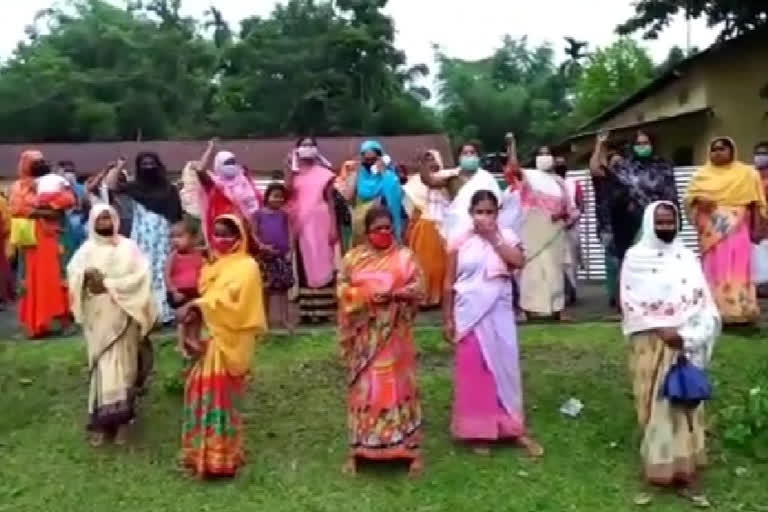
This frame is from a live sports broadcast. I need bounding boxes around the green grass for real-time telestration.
[1,324,767,511]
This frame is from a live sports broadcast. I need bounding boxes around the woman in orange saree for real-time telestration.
[337,205,426,477]
[10,150,76,338]
[685,137,767,325]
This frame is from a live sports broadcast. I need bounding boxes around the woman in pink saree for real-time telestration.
[284,137,339,323]
[443,190,543,456]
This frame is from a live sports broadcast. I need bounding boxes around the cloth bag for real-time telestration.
[10,218,37,247]
[661,354,712,431]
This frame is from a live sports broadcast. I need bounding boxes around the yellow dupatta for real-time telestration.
[196,214,266,376]
[685,138,767,216]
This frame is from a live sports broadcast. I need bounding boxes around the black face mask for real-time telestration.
[655,229,676,244]
[95,226,115,237]
[30,160,51,177]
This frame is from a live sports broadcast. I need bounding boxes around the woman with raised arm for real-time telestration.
[444,190,542,457]
[505,135,579,322]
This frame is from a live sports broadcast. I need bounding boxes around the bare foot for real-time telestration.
[518,435,544,458]
[472,445,491,456]
[88,432,105,448]
[677,488,711,508]
[341,456,357,476]
[408,457,424,479]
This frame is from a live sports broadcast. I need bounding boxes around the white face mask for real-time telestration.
[535,155,554,172]
[296,146,318,160]
[218,164,241,179]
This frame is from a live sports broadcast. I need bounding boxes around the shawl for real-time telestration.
[67,204,157,337]
[620,201,720,337]
[685,137,767,216]
[356,140,404,240]
[403,149,452,219]
[120,158,182,223]
[443,168,501,243]
[9,150,43,217]
[196,214,266,376]
[209,151,261,219]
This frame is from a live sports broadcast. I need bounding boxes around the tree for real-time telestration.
[618,0,768,41]
[436,36,571,156]
[571,39,655,122]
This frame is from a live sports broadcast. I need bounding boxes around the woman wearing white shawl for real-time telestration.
[420,142,501,245]
[403,149,451,306]
[67,204,157,446]
[621,201,719,505]
[506,139,579,321]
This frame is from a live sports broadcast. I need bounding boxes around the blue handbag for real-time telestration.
[661,354,712,431]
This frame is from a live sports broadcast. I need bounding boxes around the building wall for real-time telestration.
[703,42,768,159]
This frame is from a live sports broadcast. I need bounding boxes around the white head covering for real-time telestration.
[620,201,720,337]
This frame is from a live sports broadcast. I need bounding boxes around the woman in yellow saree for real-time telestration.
[180,214,266,479]
[685,137,767,325]
[337,205,426,477]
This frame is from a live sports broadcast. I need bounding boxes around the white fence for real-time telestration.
[254,167,701,282]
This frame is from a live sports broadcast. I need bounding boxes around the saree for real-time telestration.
[10,151,75,337]
[450,229,527,440]
[67,205,157,434]
[621,202,720,485]
[130,201,174,324]
[286,164,337,321]
[686,149,766,324]
[516,169,573,316]
[182,215,266,478]
[403,171,447,307]
[337,243,425,461]
[353,141,404,244]
[0,195,14,304]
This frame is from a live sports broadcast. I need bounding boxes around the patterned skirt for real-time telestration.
[182,346,245,478]
[259,253,294,292]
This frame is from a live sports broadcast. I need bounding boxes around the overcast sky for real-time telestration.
[2,0,717,72]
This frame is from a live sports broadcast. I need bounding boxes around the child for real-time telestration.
[165,219,205,355]
[253,183,296,333]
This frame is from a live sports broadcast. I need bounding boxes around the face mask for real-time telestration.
[554,164,568,176]
[633,145,653,158]
[368,231,394,250]
[218,164,241,179]
[31,160,51,177]
[210,235,239,254]
[754,155,768,169]
[655,229,676,244]
[296,146,318,160]
[95,226,115,237]
[459,155,480,173]
[535,155,554,172]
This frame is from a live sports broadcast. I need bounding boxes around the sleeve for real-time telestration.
[678,310,719,368]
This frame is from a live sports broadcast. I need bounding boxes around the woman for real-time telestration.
[421,141,500,245]
[443,190,542,456]
[506,139,579,322]
[67,205,156,446]
[0,192,14,309]
[403,149,450,307]
[10,150,76,338]
[106,152,182,324]
[345,140,404,245]
[284,137,338,323]
[337,205,426,477]
[180,214,266,479]
[685,137,766,325]
[194,140,262,248]
[594,130,679,266]
[621,201,720,507]
[336,160,359,252]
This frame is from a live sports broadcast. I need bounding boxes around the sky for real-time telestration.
[2,0,717,74]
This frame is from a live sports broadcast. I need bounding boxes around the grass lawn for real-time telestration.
[1,324,767,512]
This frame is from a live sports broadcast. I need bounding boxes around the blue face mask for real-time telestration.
[459,155,480,173]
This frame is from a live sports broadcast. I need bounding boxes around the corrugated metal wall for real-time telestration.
[255,167,701,282]
[571,166,699,281]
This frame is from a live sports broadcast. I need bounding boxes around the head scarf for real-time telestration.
[356,140,404,241]
[210,150,260,219]
[121,152,182,222]
[10,150,45,217]
[66,203,157,336]
[685,136,767,216]
[620,201,719,336]
[403,149,446,216]
[18,150,44,179]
